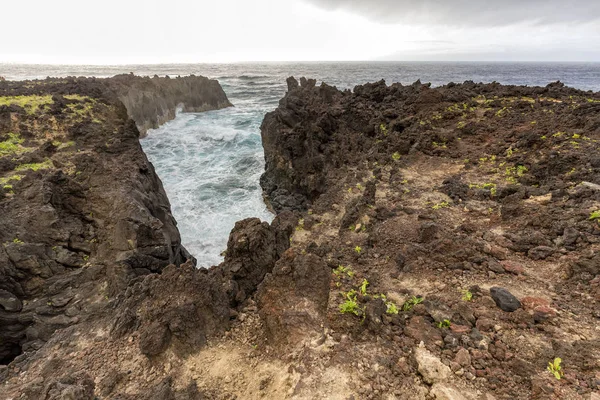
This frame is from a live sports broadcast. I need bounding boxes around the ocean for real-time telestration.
[2,62,599,266]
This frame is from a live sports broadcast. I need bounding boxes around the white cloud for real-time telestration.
[0,0,599,63]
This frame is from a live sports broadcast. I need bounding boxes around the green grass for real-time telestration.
[432,201,450,210]
[0,95,53,114]
[0,133,25,156]
[0,175,22,186]
[15,159,54,172]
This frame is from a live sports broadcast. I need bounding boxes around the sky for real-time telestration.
[2,0,600,63]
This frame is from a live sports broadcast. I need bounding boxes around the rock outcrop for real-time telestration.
[0,76,298,399]
[0,77,197,365]
[256,77,600,399]
[107,74,232,136]
[2,75,600,400]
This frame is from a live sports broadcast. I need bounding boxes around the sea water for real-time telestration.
[2,62,599,266]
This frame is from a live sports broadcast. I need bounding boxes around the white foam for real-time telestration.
[142,96,273,268]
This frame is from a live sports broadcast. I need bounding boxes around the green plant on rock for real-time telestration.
[392,152,401,161]
[402,296,424,311]
[547,358,564,380]
[359,279,369,296]
[589,210,600,221]
[436,319,451,329]
[386,302,399,315]
[354,245,362,254]
[340,290,360,316]
[461,289,473,301]
[432,201,450,210]
[334,265,354,277]
[379,123,388,136]
[12,238,23,244]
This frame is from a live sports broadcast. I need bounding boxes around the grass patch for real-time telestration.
[432,201,450,210]
[0,133,25,156]
[0,95,53,114]
[0,175,22,186]
[15,159,54,172]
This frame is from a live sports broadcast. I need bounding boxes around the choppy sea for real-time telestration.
[2,62,599,266]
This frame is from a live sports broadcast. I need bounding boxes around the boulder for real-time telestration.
[415,346,451,384]
[490,287,521,312]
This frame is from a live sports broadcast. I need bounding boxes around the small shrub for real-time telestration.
[359,279,369,296]
[340,290,360,316]
[547,358,563,380]
[461,289,473,301]
[379,123,388,136]
[354,245,362,254]
[402,296,424,311]
[386,302,399,315]
[436,319,451,329]
[334,265,354,277]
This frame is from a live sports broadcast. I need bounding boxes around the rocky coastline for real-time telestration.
[108,74,232,137]
[1,75,599,399]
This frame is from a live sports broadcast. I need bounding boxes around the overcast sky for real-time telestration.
[2,0,599,63]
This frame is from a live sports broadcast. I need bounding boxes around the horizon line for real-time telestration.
[2,60,600,67]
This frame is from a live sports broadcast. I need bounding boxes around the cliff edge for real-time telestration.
[108,73,232,136]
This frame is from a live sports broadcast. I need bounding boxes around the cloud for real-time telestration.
[303,0,600,26]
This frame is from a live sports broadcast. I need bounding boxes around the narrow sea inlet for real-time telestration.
[141,103,273,267]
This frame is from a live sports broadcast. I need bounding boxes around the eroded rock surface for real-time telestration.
[108,74,232,136]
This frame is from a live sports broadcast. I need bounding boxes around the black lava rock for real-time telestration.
[490,287,521,312]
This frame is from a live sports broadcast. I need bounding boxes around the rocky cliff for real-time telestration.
[256,77,600,399]
[0,76,299,399]
[0,77,197,366]
[1,75,599,400]
[108,74,232,136]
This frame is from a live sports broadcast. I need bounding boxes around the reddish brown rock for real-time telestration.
[521,297,551,311]
[501,261,525,275]
[405,316,443,346]
[450,324,470,334]
[533,306,557,323]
